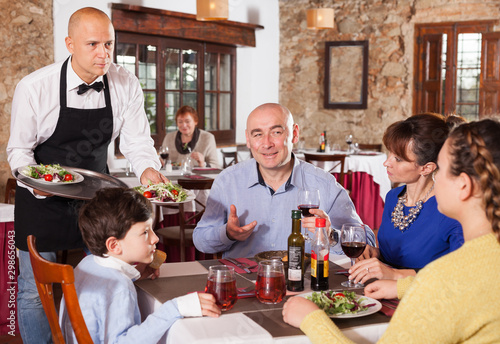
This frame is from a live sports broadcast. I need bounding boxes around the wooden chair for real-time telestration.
[236,144,253,159]
[27,235,93,344]
[303,153,348,189]
[357,143,383,152]
[221,150,238,168]
[5,177,17,204]
[156,178,214,262]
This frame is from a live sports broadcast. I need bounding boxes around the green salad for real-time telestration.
[134,182,188,203]
[307,290,375,316]
[21,164,76,183]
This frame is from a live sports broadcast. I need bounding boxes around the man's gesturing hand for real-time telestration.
[226,204,257,241]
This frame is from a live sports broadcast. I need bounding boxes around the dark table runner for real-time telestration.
[135,259,391,339]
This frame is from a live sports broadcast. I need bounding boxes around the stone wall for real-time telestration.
[279,0,500,149]
[0,0,53,198]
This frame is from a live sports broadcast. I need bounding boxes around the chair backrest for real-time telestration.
[221,150,238,168]
[177,177,214,191]
[357,143,383,152]
[27,235,93,344]
[5,178,16,204]
[303,153,347,188]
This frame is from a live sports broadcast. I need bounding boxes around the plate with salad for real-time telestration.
[134,182,195,204]
[18,164,83,185]
[300,290,381,318]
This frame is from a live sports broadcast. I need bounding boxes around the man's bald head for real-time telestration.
[246,103,294,132]
[68,7,111,37]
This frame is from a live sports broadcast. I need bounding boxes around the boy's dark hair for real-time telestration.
[79,187,153,257]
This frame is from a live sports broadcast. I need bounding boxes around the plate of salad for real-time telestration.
[300,290,381,318]
[134,182,195,204]
[18,164,83,185]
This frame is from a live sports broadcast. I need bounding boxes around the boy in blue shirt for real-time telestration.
[59,187,220,343]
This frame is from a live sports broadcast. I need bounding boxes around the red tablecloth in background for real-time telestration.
[0,221,19,336]
[334,171,384,230]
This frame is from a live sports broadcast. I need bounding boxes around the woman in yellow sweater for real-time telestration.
[283,118,500,343]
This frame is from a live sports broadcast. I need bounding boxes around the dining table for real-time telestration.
[135,254,391,344]
[295,149,390,230]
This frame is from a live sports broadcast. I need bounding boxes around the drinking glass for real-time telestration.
[159,146,170,169]
[181,154,193,174]
[345,134,353,153]
[255,260,286,304]
[205,265,237,310]
[298,189,320,242]
[340,223,367,288]
[125,161,132,176]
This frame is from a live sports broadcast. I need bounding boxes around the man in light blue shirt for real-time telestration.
[193,103,375,258]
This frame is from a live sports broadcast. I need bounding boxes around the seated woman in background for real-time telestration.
[162,105,220,168]
[283,119,500,343]
[347,113,464,284]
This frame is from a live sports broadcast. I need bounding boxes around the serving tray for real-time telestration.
[15,167,128,200]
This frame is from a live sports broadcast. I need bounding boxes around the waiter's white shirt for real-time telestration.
[7,56,159,179]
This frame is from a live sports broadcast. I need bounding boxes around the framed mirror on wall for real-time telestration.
[324,40,369,109]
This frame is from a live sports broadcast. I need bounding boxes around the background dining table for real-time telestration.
[135,254,390,344]
[0,203,17,336]
[296,150,390,230]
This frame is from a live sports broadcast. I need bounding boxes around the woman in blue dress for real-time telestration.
[347,113,465,284]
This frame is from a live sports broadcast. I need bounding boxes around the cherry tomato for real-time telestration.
[44,174,53,182]
[172,190,179,196]
[334,292,345,298]
[64,174,73,181]
[143,191,153,198]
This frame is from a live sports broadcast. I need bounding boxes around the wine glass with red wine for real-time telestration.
[340,223,367,288]
[159,146,170,169]
[297,189,320,242]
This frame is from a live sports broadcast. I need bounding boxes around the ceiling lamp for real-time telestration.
[196,0,228,21]
[307,8,334,29]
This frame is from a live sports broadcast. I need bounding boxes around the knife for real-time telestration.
[224,257,252,274]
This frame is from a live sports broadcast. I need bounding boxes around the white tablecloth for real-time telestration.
[136,256,388,344]
[0,204,15,222]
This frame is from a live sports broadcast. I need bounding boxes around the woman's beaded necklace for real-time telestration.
[391,183,435,232]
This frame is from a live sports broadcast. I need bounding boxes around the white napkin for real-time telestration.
[166,313,273,344]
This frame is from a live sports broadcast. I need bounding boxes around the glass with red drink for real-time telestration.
[297,189,321,242]
[205,265,237,311]
[340,223,367,288]
[255,260,286,304]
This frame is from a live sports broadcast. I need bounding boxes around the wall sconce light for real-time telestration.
[307,8,334,29]
[196,0,228,21]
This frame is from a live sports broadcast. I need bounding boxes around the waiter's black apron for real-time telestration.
[15,58,113,252]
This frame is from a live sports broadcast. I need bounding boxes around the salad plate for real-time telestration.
[17,164,84,185]
[150,189,195,205]
[134,183,196,205]
[299,290,381,318]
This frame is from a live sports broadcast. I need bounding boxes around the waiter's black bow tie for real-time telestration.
[77,81,104,95]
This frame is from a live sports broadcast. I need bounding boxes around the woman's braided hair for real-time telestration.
[448,119,500,243]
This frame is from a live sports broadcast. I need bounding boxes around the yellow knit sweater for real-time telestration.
[301,233,500,343]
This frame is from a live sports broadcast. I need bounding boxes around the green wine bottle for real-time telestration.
[287,210,305,291]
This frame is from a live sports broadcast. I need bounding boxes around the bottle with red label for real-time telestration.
[311,217,329,291]
[318,132,325,152]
